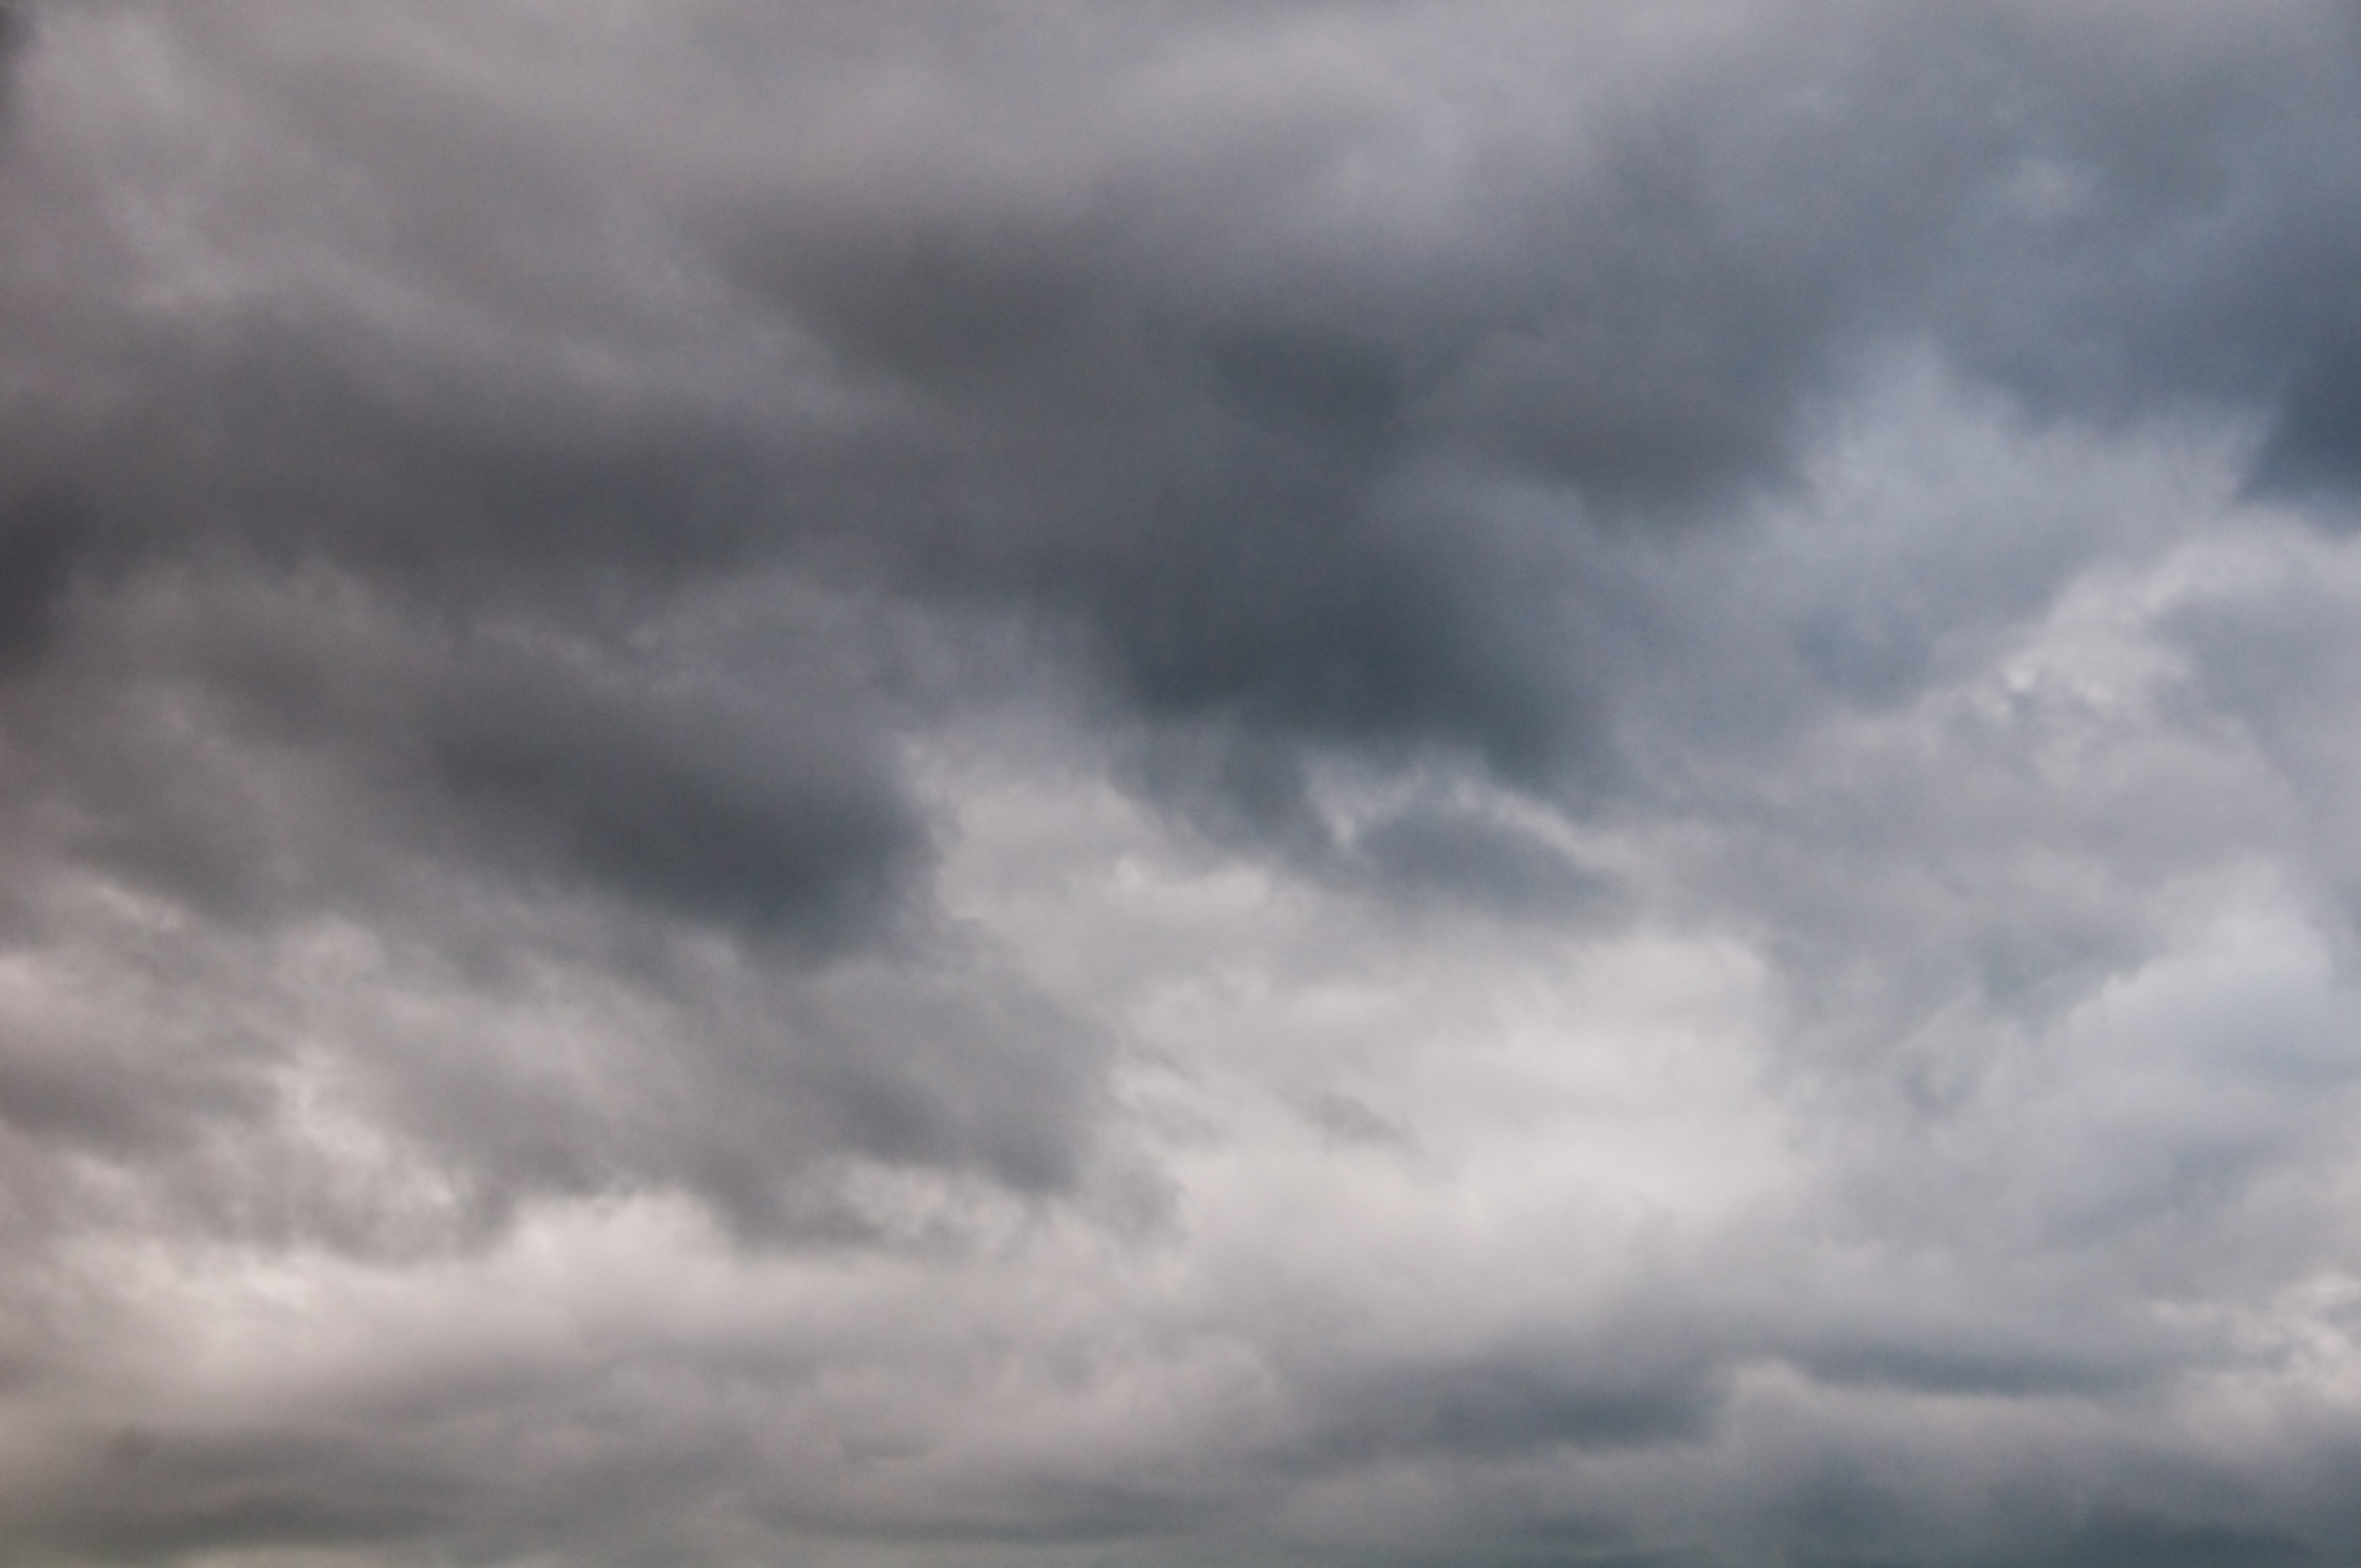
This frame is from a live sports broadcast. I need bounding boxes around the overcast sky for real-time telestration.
[6,3,2361,1565]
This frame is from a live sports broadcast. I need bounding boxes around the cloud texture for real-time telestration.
[7,2,2361,1563]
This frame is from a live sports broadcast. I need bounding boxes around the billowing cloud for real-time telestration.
[7,3,2361,1565]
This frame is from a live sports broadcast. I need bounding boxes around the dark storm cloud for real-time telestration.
[1295,1344,1727,1466]
[2253,333,2361,498]
[15,0,2360,820]
[666,0,2361,821]
[2016,1516,2322,1568]
[703,53,1780,789]
[1784,1331,2154,1400]
[0,1,23,79]
[31,571,920,945]
[0,492,83,674]
[419,680,906,947]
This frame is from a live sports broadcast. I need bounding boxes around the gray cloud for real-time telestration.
[1293,1345,1729,1467]
[14,0,2357,803]
[8,3,2361,1566]
[0,492,81,675]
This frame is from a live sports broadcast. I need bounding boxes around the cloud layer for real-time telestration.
[6,3,2361,1564]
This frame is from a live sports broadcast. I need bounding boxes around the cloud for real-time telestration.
[9,3,2361,1566]
[0,492,83,675]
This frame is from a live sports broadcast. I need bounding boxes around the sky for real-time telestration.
[6,2,2361,1564]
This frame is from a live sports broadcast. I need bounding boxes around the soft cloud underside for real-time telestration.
[6,3,2361,1565]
